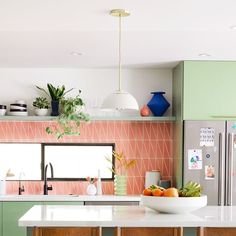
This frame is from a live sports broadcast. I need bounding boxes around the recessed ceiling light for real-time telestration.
[70,52,82,56]
[198,53,211,57]
[230,25,236,30]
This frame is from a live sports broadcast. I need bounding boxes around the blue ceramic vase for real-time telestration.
[147,92,170,116]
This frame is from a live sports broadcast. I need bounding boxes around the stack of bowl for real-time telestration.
[8,100,28,116]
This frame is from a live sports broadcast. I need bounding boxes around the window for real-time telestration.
[0,143,41,180]
[42,143,114,180]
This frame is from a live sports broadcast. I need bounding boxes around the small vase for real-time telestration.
[140,105,150,117]
[51,100,59,116]
[147,92,170,116]
[114,175,127,195]
[86,184,97,195]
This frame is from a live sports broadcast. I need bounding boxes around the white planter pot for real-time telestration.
[86,184,97,195]
[34,108,49,116]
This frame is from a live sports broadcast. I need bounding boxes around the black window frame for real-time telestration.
[42,143,115,181]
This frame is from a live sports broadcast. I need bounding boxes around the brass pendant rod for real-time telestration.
[118,14,122,92]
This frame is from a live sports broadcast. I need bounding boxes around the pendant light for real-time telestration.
[101,9,139,111]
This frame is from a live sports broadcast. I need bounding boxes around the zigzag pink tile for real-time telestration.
[1,121,173,194]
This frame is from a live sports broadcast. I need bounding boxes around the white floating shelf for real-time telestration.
[0,116,176,122]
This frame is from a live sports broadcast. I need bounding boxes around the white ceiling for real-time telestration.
[1,0,236,68]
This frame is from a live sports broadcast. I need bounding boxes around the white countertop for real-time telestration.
[0,194,141,202]
[18,205,236,228]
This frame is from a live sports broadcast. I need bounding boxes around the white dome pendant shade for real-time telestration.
[101,9,139,111]
[102,90,139,110]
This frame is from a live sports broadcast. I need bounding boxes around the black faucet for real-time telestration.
[43,162,54,195]
[18,172,25,195]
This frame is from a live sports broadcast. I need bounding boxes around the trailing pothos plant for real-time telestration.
[36,84,89,139]
[46,92,90,139]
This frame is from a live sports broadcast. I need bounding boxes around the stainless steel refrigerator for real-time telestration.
[184,120,236,205]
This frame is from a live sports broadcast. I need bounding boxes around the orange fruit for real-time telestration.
[142,188,152,196]
[152,188,163,196]
[163,187,179,197]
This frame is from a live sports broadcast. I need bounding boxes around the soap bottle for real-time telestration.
[96,169,102,195]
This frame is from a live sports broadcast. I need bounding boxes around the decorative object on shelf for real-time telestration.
[0,168,15,195]
[86,177,97,195]
[8,100,28,116]
[114,175,127,196]
[145,170,161,189]
[36,84,73,116]
[147,92,170,116]
[36,84,89,139]
[106,150,136,195]
[0,105,7,116]
[101,9,139,111]
[96,169,102,195]
[33,97,50,116]
[45,92,89,139]
[140,104,150,117]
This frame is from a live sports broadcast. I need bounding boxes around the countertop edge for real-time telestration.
[0,194,141,202]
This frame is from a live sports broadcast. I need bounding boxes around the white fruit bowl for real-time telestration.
[141,194,207,214]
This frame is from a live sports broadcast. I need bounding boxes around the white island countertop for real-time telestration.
[0,194,140,202]
[18,205,236,228]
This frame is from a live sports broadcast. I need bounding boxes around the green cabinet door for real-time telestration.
[2,201,41,236]
[0,202,2,236]
[183,61,236,120]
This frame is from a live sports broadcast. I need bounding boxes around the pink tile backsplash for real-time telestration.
[1,121,173,195]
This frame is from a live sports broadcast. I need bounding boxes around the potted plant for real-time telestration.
[106,151,136,195]
[36,84,73,116]
[33,97,50,116]
[45,91,89,139]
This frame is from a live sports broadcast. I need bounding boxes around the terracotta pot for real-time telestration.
[140,105,150,117]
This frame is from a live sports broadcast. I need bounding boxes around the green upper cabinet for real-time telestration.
[174,61,236,120]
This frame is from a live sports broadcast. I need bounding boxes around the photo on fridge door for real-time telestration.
[188,149,202,170]
[205,165,215,179]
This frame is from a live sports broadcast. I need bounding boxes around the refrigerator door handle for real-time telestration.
[218,132,225,206]
[227,133,234,206]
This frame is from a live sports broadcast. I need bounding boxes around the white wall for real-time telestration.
[0,68,172,116]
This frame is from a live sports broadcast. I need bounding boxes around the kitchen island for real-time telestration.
[18,205,236,236]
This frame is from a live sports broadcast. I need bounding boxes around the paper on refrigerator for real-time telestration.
[188,149,202,170]
[200,127,214,147]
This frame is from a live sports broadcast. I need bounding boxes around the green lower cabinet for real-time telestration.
[2,201,83,236]
[184,228,196,236]
[0,202,3,236]
[3,201,41,236]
